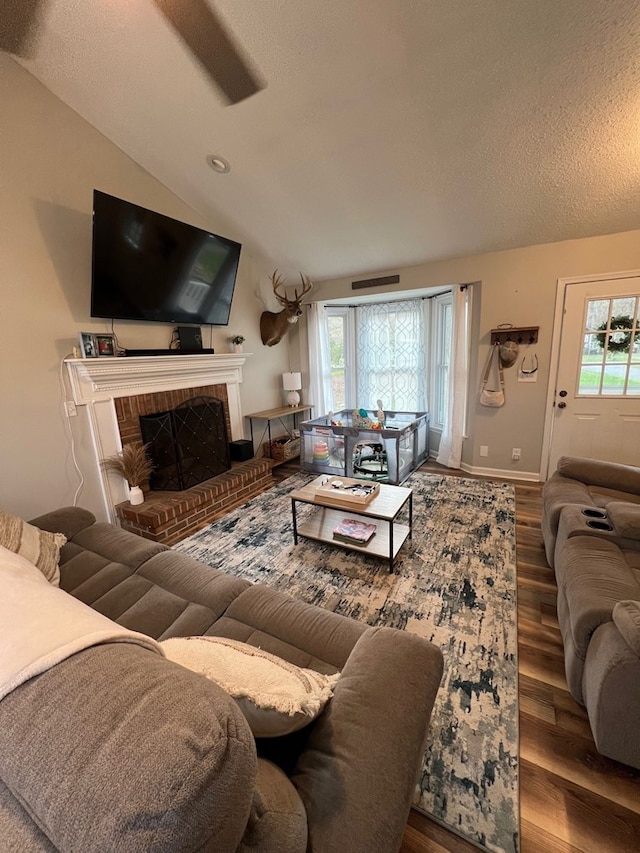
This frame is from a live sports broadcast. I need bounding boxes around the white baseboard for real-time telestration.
[459,462,542,482]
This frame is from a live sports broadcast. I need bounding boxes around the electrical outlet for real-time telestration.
[512,447,521,462]
[480,445,488,458]
[65,401,77,417]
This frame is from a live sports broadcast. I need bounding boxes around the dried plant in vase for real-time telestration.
[102,443,154,505]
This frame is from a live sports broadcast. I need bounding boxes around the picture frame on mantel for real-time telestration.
[96,333,116,357]
[79,331,98,358]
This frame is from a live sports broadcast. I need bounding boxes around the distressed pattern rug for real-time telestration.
[174,471,519,853]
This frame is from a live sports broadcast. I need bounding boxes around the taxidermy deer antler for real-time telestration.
[259,270,313,346]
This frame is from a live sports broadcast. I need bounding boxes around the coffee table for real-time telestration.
[289,475,413,572]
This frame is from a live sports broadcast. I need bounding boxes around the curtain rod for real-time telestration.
[323,288,454,309]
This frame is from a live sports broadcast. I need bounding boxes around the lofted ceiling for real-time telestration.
[8,0,640,280]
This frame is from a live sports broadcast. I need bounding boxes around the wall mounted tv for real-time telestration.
[91,190,242,326]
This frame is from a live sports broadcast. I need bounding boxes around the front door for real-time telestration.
[548,276,640,472]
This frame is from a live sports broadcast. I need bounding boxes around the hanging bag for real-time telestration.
[480,343,505,407]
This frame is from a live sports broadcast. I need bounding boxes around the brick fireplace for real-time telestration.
[64,353,273,542]
[112,384,271,543]
[115,383,233,488]
[139,394,231,490]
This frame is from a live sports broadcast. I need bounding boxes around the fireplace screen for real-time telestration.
[140,396,230,490]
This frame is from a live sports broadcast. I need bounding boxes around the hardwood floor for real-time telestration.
[273,460,640,852]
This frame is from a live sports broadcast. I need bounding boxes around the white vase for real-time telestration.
[129,485,144,505]
[233,343,243,353]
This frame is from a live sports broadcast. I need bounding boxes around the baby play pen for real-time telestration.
[299,409,429,485]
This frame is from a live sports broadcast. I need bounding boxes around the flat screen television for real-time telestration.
[91,190,241,325]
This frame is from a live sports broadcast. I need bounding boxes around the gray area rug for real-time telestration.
[174,470,519,853]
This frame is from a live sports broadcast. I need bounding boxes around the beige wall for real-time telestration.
[0,56,289,520]
[306,232,640,477]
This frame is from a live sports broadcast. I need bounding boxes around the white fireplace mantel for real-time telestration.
[66,351,247,412]
[64,353,249,522]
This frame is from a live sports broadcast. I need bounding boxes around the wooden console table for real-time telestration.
[246,404,313,465]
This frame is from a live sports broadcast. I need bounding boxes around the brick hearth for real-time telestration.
[112,384,273,544]
[116,458,273,545]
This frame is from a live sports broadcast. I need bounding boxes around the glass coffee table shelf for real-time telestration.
[289,475,413,572]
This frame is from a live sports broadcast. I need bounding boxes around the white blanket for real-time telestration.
[0,544,163,702]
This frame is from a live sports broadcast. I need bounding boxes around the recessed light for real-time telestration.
[206,154,230,173]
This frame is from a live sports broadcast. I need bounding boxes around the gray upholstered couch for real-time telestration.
[0,506,443,853]
[541,455,640,568]
[541,456,640,768]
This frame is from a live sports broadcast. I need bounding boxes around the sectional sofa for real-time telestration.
[0,506,444,853]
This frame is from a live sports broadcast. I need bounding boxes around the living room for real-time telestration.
[1,4,640,852]
[3,6,640,522]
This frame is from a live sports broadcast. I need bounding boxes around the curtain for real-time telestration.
[356,299,426,411]
[436,285,472,468]
[307,302,332,416]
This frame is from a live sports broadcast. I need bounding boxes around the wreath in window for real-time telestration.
[595,315,635,353]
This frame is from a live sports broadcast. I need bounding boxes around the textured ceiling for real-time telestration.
[11,0,640,280]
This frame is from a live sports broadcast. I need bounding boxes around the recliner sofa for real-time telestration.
[542,456,640,768]
[0,506,444,853]
[541,455,640,568]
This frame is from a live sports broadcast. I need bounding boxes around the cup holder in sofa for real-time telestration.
[586,520,614,531]
[581,508,608,519]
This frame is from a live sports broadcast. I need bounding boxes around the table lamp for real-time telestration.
[283,372,302,406]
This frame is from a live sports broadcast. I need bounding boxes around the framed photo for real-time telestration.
[96,333,116,357]
[78,331,98,359]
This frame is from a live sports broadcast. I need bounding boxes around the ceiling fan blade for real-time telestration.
[152,0,264,105]
[0,0,47,56]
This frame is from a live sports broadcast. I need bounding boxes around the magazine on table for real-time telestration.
[332,517,377,545]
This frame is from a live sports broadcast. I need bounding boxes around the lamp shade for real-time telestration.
[282,372,302,391]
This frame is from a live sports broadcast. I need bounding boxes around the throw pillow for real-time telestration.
[0,510,66,586]
[161,636,339,738]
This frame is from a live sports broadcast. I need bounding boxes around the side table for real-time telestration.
[246,404,313,466]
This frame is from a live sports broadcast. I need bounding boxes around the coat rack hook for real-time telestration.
[490,325,539,346]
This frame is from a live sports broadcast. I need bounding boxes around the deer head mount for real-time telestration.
[259,270,313,347]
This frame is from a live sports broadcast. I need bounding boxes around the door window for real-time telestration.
[578,295,640,396]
